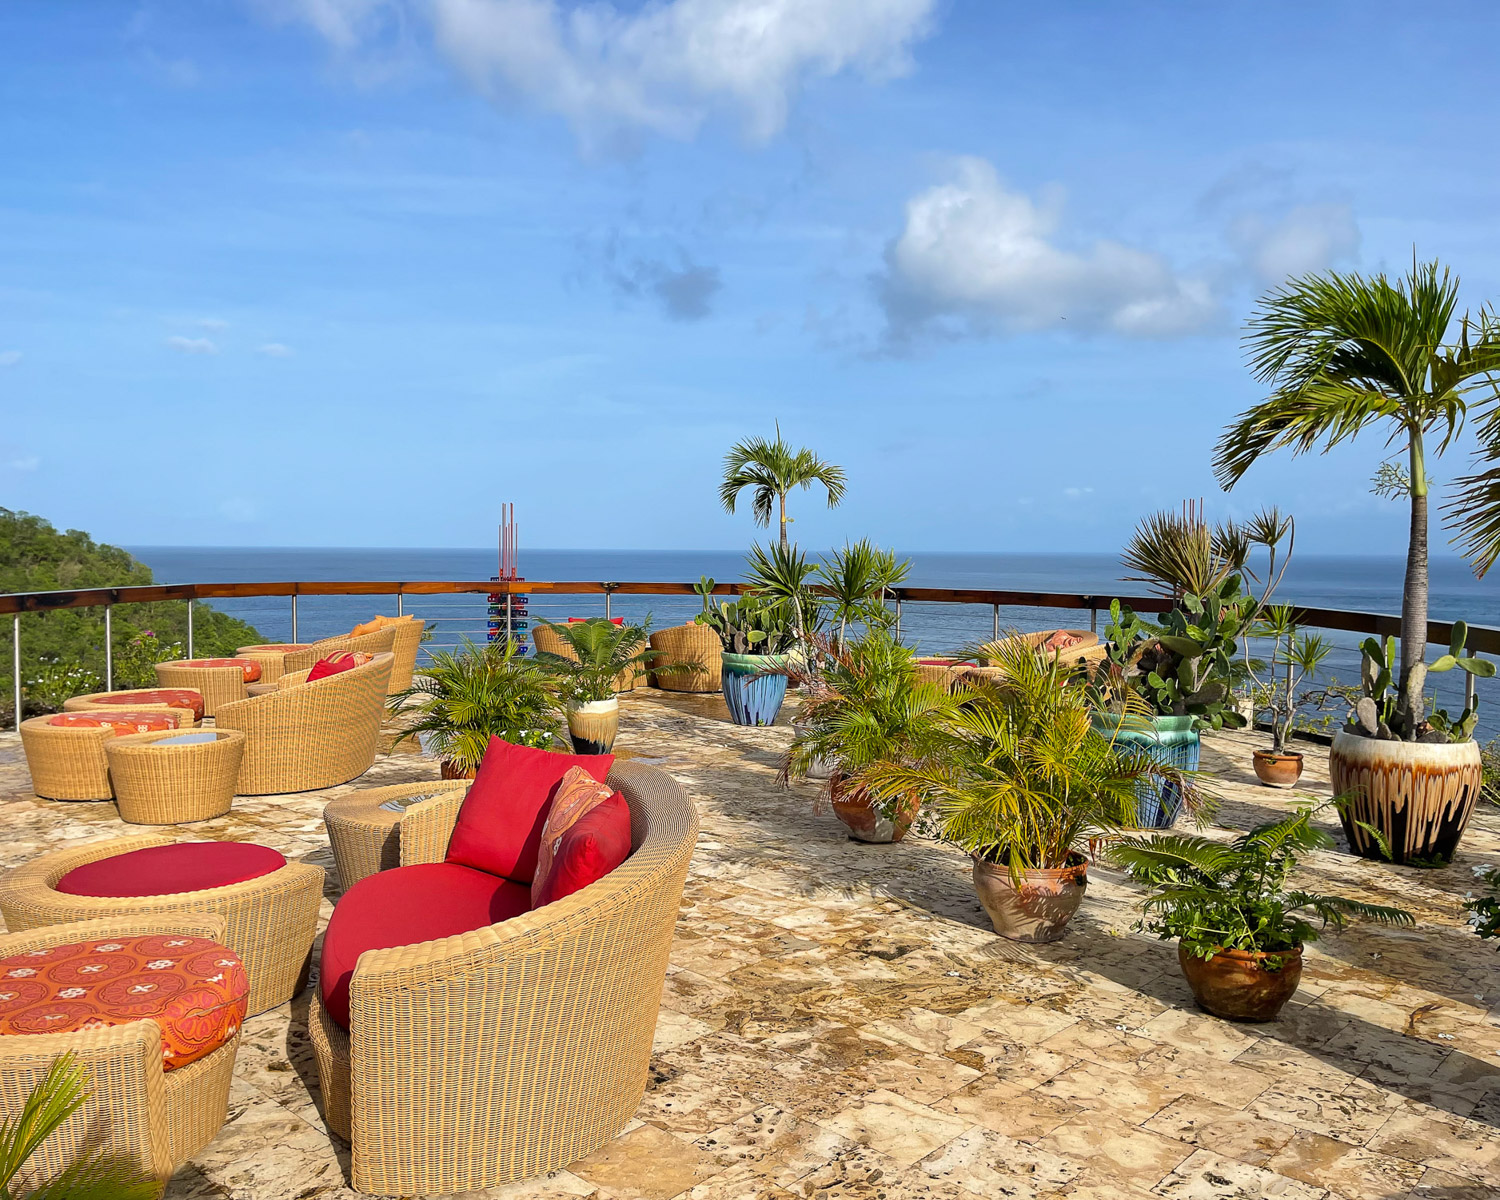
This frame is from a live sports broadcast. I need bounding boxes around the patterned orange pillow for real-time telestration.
[48,711,179,735]
[532,766,616,906]
[1041,631,1084,652]
[0,934,249,1070]
[90,689,205,722]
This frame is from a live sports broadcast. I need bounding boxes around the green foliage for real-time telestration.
[861,636,1166,876]
[1249,606,1333,752]
[533,617,657,704]
[111,631,185,690]
[744,541,822,640]
[21,665,103,714]
[1352,624,1494,741]
[0,1052,157,1200]
[0,508,262,719]
[388,638,559,773]
[719,424,847,546]
[814,539,908,647]
[696,593,798,656]
[1110,806,1414,961]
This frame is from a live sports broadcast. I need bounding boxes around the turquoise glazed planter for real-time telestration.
[1092,713,1200,828]
[720,652,789,726]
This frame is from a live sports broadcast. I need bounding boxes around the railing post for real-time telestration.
[291,594,299,644]
[895,599,902,642]
[1090,604,1098,634]
[992,603,999,641]
[104,605,113,691]
[1466,648,1478,714]
[397,592,404,618]
[12,615,19,732]
[186,599,194,659]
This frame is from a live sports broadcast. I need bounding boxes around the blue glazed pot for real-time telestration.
[720,652,789,726]
[1092,713,1200,828]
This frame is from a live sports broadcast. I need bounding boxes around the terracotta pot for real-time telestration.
[566,698,620,755]
[829,776,918,843]
[1178,943,1302,1022]
[1252,749,1304,789]
[439,760,477,780]
[1329,731,1483,864]
[971,853,1087,943]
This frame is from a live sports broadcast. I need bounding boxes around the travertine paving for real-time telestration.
[2,690,1498,1199]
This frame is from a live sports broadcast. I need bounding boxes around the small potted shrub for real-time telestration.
[388,638,559,776]
[864,638,1160,941]
[696,593,798,726]
[1111,806,1413,1021]
[1248,605,1332,788]
[534,617,657,753]
[782,630,959,843]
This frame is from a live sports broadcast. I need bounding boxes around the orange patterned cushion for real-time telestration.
[48,712,179,735]
[1041,631,1085,652]
[246,644,307,653]
[89,690,205,722]
[0,934,248,1070]
[181,658,262,683]
[532,766,616,905]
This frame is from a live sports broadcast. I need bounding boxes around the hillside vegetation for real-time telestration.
[0,508,262,718]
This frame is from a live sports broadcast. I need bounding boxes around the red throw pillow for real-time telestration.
[444,738,614,883]
[305,651,373,682]
[532,791,632,908]
[531,767,616,906]
[567,617,624,626]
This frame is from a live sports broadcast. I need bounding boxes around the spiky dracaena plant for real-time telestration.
[388,638,559,773]
[0,1053,157,1200]
[1110,805,1413,962]
[533,617,660,705]
[815,540,909,649]
[860,637,1172,879]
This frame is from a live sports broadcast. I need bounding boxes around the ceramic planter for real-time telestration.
[566,698,620,755]
[1329,731,1483,864]
[828,775,918,843]
[792,722,834,780]
[720,652,789,726]
[1252,749,1304,789]
[1091,713,1200,828]
[1178,943,1302,1022]
[971,853,1087,942]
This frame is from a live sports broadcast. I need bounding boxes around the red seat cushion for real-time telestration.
[568,617,624,625]
[319,863,531,1028]
[0,934,248,1070]
[305,651,370,683]
[444,738,613,883]
[55,843,287,899]
[89,689,204,722]
[180,658,262,683]
[48,711,179,734]
[532,792,632,908]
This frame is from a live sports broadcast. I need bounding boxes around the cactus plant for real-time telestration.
[1354,622,1495,742]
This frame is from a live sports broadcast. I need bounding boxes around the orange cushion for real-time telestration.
[246,644,306,653]
[88,690,204,722]
[1041,631,1085,652]
[567,617,624,626]
[0,934,248,1070]
[180,658,262,683]
[47,712,179,735]
[350,615,414,638]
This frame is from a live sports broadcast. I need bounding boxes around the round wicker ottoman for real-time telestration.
[64,688,204,726]
[322,780,471,893]
[19,711,183,801]
[105,729,247,825]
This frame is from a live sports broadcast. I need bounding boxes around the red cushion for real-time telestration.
[55,843,287,899]
[0,934,248,1070]
[48,711,179,734]
[319,863,531,1028]
[567,617,624,625]
[306,652,365,683]
[89,690,204,722]
[180,658,262,683]
[533,791,632,908]
[444,738,614,883]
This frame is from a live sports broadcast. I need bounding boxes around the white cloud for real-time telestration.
[5,456,39,472]
[1230,203,1360,283]
[251,0,401,50]
[166,336,219,355]
[1062,486,1094,498]
[878,158,1220,344]
[0,351,20,367]
[257,342,295,357]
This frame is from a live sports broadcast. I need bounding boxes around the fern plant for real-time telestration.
[388,638,559,773]
[0,1053,157,1200]
[1111,805,1413,962]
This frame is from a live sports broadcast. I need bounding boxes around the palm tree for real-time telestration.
[1214,260,1500,739]
[719,425,847,547]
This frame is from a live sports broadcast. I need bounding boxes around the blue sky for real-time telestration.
[2,0,1499,557]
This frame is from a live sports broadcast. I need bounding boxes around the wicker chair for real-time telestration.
[533,622,645,692]
[964,630,1107,684]
[0,914,239,1188]
[63,689,202,726]
[647,622,722,692]
[0,834,323,1017]
[214,654,394,795]
[309,761,699,1195]
[237,626,399,684]
[152,661,252,717]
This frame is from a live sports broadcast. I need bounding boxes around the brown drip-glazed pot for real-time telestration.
[1178,943,1303,1022]
[1329,731,1482,864]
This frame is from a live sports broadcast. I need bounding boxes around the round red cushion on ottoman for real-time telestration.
[90,689,205,722]
[55,843,288,899]
[180,658,263,683]
[0,933,248,1069]
[48,711,179,735]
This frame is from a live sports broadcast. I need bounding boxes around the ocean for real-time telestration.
[129,547,1500,742]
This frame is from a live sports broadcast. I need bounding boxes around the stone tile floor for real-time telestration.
[2,688,1499,1199]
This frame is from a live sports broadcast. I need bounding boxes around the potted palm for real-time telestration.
[1248,605,1333,788]
[696,593,798,725]
[534,617,657,754]
[781,630,960,843]
[388,638,559,776]
[863,638,1164,941]
[1111,807,1413,1021]
[1215,260,1500,862]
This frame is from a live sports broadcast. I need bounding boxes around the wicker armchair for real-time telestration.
[647,622,721,692]
[533,622,646,692]
[284,627,398,675]
[152,661,250,717]
[18,715,179,802]
[214,653,394,795]
[0,914,239,1188]
[0,834,323,1017]
[309,761,699,1195]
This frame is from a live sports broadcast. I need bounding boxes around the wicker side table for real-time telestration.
[106,729,247,825]
[322,780,470,893]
